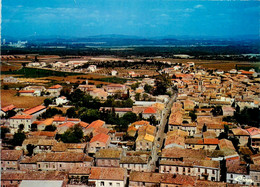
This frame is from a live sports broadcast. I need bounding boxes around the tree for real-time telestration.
[153,73,171,96]
[66,107,77,118]
[122,112,137,124]
[148,115,157,126]
[61,125,83,143]
[135,93,141,101]
[18,124,24,132]
[44,125,57,132]
[31,123,38,131]
[12,132,26,146]
[144,84,153,94]
[26,144,36,156]
[202,123,207,132]
[143,93,149,101]
[189,110,197,122]
[1,127,10,139]
[3,85,9,90]
[44,98,52,107]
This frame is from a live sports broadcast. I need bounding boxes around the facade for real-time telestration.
[95,148,123,167]
[1,150,23,170]
[120,156,149,174]
[159,159,220,181]
[88,167,127,187]
[9,115,33,133]
[89,133,111,154]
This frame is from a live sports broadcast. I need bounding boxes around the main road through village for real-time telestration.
[148,90,178,171]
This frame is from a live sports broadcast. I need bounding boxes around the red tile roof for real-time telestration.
[10,115,33,119]
[23,105,46,115]
[1,150,23,161]
[143,107,157,114]
[246,127,260,136]
[204,138,219,145]
[58,122,75,128]
[49,84,62,89]
[89,167,126,181]
[87,120,105,129]
[90,133,110,143]
[19,90,35,93]
[53,116,66,122]
[1,104,16,112]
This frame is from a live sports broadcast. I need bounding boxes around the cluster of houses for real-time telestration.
[1,61,260,186]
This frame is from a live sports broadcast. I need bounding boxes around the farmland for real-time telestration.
[1,89,47,109]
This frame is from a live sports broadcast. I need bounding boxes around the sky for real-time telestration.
[2,0,260,39]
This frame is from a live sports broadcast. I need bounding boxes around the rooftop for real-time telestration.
[89,167,126,181]
[1,150,23,161]
[23,105,46,115]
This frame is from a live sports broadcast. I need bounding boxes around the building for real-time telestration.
[1,170,68,187]
[250,164,260,186]
[88,167,127,187]
[1,150,23,170]
[95,148,123,167]
[88,133,111,154]
[19,90,36,96]
[120,156,149,174]
[129,171,196,186]
[22,138,58,154]
[9,115,33,133]
[47,84,63,97]
[56,96,69,105]
[232,128,250,146]
[22,105,47,121]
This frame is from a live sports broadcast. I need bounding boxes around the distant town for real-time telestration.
[1,53,260,186]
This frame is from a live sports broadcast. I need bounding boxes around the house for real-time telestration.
[89,88,108,100]
[37,118,54,131]
[52,142,87,153]
[222,106,235,116]
[22,138,58,154]
[19,90,36,96]
[23,86,46,95]
[3,76,18,83]
[246,127,260,150]
[100,107,133,117]
[226,160,252,185]
[68,167,91,186]
[160,147,208,162]
[57,122,76,134]
[87,65,97,72]
[135,125,156,151]
[142,106,159,120]
[47,84,63,97]
[231,128,250,146]
[165,135,185,149]
[0,104,16,117]
[250,164,260,186]
[95,148,123,167]
[120,156,149,174]
[159,158,220,181]
[129,171,196,186]
[32,152,93,171]
[88,167,127,187]
[22,105,46,121]
[56,96,69,105]
[84,120,105,135]
[9,115,34,133]
[111,70,117,76]
[88,133,111,154]
[1,170,68,187]
[105,84,126,96]
[1,150,23,170]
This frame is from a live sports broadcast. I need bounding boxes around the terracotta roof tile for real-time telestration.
[143,107,157,114]
[1,104,16,112]
[1,150,23,161]
[90,133,110,144]
[10,115,33,119]
[89,167,126,181]
[23,105,46,115]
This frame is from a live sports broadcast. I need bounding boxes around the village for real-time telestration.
[1,58,260,187]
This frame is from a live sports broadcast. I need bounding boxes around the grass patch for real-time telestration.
[2,67,83,78]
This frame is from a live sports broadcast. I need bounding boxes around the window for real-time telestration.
[212,170,215,174]
[116,183,120,187]
[231,174,233,178]
[101,181,105,186]
[109,182,112,186]
[198,168,200,172]
[176,167,178,172]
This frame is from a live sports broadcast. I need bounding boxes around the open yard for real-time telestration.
[1,89,47,109]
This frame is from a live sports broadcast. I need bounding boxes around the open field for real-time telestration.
[159,58,259,71]
[1,89,47,109]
